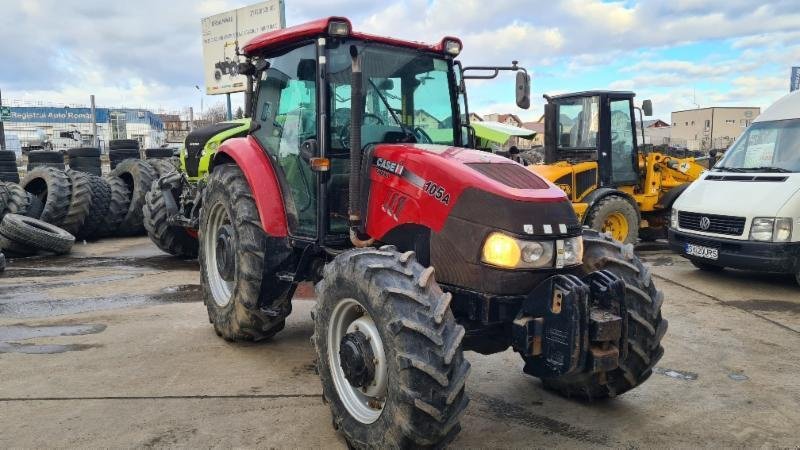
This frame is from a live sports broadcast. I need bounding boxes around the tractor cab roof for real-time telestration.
[547,90,636,102]
[243,17,462,56]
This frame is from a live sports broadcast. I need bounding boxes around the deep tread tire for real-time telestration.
[109,160,156,236]
[313,246,470,449]
[144,179,198,258]
[200,164,287,341]
[20,167,72,225]
[690,260,725,272]
[96,176,131,238]
[27,150,64,163]
[0,213,75,254]
[0,231,37,256]
[0,251,5,272]
[148,159,178,178]
[61,170,93,236]
[540,229,667,400]
[77,176,112,240]
[586,196,639,245]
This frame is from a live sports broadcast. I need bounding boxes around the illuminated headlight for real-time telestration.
[328,20,350,37]
[752,217,793,242]
[481,232,581,269]
[670,209,679,229]
[443,39,462,56]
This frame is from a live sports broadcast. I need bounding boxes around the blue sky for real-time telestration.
[1,0,798,122]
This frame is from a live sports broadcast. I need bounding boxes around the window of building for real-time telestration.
[704,119,710,130]
[685,122,688,126]
[673,122,677,126]
[691,121,695,126]
[725,119,736,125]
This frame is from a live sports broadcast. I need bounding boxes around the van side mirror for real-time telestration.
[516,72,530,109]
[642,99,653,117]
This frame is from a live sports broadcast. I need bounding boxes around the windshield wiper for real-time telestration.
[742,166,793,173]
[712,166,747,172]
[367,79,417,141]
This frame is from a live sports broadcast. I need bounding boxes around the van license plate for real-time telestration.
[685,243,719,260]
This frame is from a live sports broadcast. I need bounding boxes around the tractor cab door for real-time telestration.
[251,43,319,238]
[606,96,639,186]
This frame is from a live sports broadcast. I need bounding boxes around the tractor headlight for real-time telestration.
[751,217,793,242]
[481,233,581,269]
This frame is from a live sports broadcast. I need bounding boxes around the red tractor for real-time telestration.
[200,17,666,448]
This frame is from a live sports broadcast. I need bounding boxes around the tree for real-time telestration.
[202,103,227,124]
[235,106,244,119]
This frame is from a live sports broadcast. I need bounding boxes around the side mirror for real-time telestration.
[515,71,531,109]
[300,139,318,161]
[238,62,255,76]
[543,103,558,163]
[642,99,653,117]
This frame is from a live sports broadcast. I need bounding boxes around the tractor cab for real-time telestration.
[543,91,652,188]
[239,17,530,245]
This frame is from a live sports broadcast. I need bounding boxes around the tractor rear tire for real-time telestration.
[313,246,470,449]
[61,170,93,236]
[586,196,639,245]
[20,167,72,226]
[200,164,288,341]
[109,160,156,236]
[539,229,667,400]
[143,179,198,258]
[96,176,131,238]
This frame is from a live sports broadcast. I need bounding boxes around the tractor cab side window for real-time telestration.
[609,99,638,184]
[557,96,599,149]
[252,43,318,237]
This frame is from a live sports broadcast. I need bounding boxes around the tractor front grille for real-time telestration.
[679,211,746,236]
[467,163,549,190]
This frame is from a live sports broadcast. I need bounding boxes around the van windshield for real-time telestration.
[715,119,800,172]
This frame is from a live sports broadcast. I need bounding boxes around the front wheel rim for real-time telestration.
[603,212,629,242]
[204,202,235,307]
[328,298,388,424]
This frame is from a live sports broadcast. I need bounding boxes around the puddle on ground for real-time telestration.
[0,342,99,354]
[155,284,202,302]
[0,323,106,341]
[653,367,698,381]
[723,299,800,314]
[728,372,749,381]
[1,268,83,278]
[642,256,675,267]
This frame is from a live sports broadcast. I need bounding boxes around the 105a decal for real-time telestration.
[422,180,450,205]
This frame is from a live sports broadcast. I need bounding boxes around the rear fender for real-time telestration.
[212,136,288,237]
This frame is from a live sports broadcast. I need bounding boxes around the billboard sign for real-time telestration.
[0,106,10,121]
[201,0,285,95]
[6,107,109,124]
[791,66,800,92]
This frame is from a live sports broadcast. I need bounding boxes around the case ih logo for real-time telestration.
[375,158,404,175]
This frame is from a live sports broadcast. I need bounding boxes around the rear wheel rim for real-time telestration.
[603,212,629,242]
[204,202,234,307]
[328,298,388,424]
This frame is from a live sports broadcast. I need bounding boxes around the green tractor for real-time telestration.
[143,119,250,257]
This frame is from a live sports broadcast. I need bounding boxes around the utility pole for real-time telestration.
[90,94,98,149]
[189,107,195,132]
[0,88,6,151]
[226,93,233,121]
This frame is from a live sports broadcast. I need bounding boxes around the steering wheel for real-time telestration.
[414,127,433,144]
[338,113,385,148]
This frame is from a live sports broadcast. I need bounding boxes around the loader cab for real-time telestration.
[544,91,640,187]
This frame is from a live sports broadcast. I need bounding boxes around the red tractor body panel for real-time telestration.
[243,16,460,56]
[216,136,289,237]
[365,144,568,240]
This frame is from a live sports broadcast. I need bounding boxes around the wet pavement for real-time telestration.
[0,237,799,447]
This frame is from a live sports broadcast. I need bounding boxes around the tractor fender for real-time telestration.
[581,188,639,224]
[655,183,690,210]
[212,136,288,237]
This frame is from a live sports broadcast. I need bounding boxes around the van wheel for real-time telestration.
[690,260,724,272]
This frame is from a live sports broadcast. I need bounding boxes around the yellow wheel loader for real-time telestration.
[529,91,707,244]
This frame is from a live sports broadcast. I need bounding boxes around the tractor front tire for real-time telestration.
[199,164,287,341]
[540,229,667,400]
[313,246,470,449]
[586,196,639,245]
[143,178,198,258]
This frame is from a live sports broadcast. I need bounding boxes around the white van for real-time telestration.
[669,90,800,286]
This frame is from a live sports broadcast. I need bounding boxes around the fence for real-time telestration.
[0,97,200,156]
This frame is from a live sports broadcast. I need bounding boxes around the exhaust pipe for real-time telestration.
[348,46,373,248]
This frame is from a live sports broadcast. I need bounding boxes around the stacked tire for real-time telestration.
[0,151,19,183]
[67,147,102,176]
[26,150,65,172]
[109,139,141,170]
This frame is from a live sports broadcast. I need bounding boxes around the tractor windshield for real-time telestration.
[327,41,458,152]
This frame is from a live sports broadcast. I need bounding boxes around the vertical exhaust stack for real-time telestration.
[348,46,373,247]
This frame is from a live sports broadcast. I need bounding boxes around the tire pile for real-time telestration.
[0,142,177,264]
